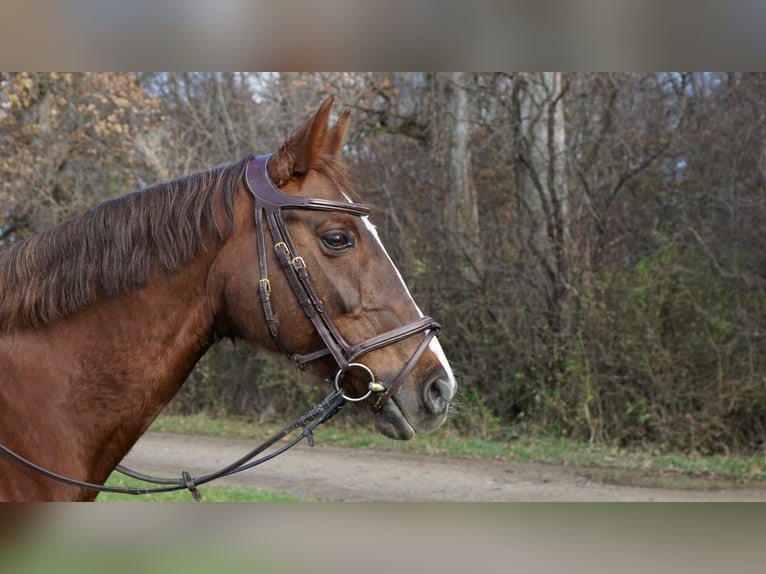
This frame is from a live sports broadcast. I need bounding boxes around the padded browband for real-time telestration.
[245,154,370,217]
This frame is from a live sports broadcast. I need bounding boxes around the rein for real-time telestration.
[0,388,346,500]
[0,154,439,500]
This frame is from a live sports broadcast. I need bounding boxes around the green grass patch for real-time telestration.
[97,472,308,502]
[503,434,766,483]
[150,413,766,485]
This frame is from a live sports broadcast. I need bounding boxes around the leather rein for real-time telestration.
[0,154,440,500]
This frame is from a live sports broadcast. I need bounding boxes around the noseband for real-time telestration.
[245,154,440,410]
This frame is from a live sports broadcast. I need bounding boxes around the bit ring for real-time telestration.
[334,363,383,402]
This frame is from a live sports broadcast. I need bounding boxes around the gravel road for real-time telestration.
[120,432,766,501]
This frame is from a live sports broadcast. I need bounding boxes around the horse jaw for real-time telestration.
[373,401,416,440]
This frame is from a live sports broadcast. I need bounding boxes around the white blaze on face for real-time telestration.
[359,213,457,396]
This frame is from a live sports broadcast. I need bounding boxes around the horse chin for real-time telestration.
[373,400,416,440]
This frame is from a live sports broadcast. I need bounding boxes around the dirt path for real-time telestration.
[121,431,766,501]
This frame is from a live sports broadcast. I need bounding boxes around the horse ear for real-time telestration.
[268,96,334,186]
[324,107,350,158]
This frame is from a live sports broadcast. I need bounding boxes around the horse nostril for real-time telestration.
[424,376,452,416]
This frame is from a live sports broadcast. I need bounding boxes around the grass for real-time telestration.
[97,470,309,502]
[150,412,766,486]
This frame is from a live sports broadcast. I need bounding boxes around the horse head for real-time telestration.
[213,97,456,439]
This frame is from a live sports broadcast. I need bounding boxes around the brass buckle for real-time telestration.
[292,256,306,270]
[273,241,290,257]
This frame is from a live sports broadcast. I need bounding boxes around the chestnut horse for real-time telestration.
[0,97,455,501]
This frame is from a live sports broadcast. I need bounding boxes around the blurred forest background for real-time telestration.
[2,72,765,455]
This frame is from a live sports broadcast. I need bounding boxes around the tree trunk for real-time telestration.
[515,72,569,331]
[442,72,483,284]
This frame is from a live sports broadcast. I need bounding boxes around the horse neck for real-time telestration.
[28,252,219,490]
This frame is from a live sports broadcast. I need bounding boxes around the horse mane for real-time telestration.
[0,156,250,333]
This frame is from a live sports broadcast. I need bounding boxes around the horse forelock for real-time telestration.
[312,155,361,203]
[0,156,249,333]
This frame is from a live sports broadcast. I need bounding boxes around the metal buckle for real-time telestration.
[292,256,306,270]
[274,241,290,256]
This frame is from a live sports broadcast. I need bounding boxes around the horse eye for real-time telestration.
[321,230,354,251]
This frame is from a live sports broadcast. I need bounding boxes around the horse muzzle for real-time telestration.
[372,368,455,440]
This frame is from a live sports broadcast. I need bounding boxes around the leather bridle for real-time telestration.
[245,154,441,411]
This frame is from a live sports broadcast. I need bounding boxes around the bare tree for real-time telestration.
[0,73,162,240]
[514,72,570,331]
[442,72,483,284]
